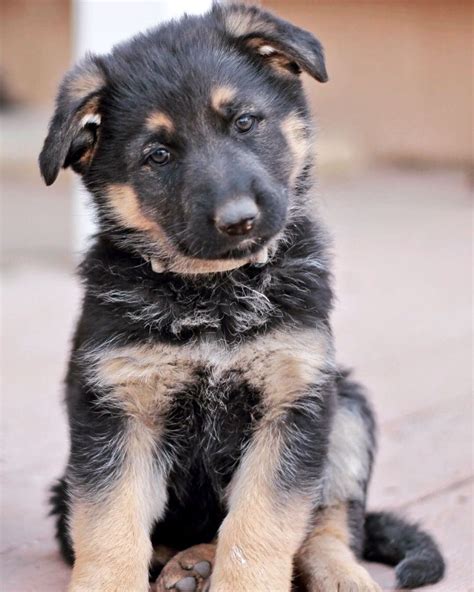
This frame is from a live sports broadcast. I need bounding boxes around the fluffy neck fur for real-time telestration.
[79,212,333,346]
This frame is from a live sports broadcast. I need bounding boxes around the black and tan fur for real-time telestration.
[41,4,444,591]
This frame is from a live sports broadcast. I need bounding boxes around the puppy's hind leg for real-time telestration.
[297,504,381,592]
[296,372,380,592]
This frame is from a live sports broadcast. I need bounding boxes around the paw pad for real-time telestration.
[174,576,197,592]
[155,544,215,592]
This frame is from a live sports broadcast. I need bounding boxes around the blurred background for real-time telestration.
[1,1,472,591]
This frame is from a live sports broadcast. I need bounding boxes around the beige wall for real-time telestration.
[264,0,473,166]
[1,0,471,166]
[0,0,71,106]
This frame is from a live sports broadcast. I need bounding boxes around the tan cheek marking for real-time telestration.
[68,69,105,101]
[211,85,237,113]
[297,504,380,591]
[146,111,174,133]
[281,112,313,185]
[106,184,182,262]
[106,183,160,233]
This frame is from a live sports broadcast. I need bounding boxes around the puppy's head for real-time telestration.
[40,4,327,273]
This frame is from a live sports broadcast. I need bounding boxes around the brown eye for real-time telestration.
[234,114,257,134]
[149,147,171,165]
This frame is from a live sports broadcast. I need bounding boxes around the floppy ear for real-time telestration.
[39,55,106,186]
[214,3,328,83]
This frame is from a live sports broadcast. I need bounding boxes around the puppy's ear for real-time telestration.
[214,4,328,83]
[39,55,106,185]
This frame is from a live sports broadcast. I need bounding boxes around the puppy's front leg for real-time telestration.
[209,327,335,592]
[67,420,166,592]
[211,403,331,592]
[211,329,335,592]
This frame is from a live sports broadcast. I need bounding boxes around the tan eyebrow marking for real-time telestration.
[211,85,237,113]
[146,111,174,133]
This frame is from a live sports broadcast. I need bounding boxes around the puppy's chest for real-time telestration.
[89,327,331,424]
[89,339,263,427]
[90,340,264,486]
[164,366,261,485]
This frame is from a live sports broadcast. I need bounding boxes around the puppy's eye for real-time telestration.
[234,114,257,134]
[148,147,171,166]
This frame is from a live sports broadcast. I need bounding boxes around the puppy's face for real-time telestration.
[40,5,327,271]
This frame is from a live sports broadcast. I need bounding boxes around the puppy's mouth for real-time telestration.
[173,232,272,262]
[145,216,282,274]
[148,235,272,275]
[217,237,268,260]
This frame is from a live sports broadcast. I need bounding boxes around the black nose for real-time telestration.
[214,197,259,236]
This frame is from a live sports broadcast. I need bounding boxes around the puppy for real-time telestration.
[40,4,445,591]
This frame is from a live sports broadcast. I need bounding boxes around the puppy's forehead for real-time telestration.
[107,34,276,133]
[145,83,262,134]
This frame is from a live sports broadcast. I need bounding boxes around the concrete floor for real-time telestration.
[1,168,472,591]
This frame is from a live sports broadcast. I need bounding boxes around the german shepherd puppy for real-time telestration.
[40,4,444,591]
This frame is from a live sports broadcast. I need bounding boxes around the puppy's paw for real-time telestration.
[309,561,382,592]
[154,544,215,592]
